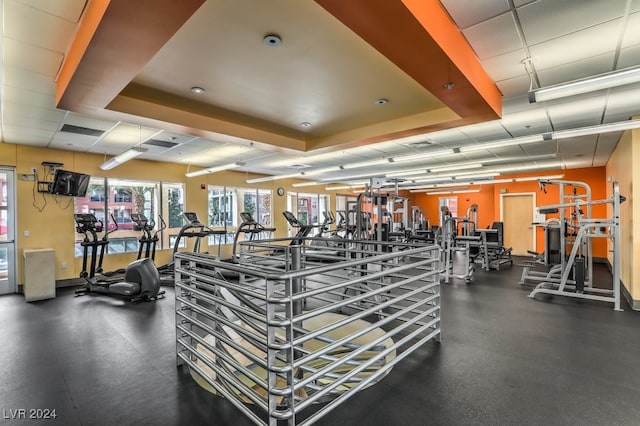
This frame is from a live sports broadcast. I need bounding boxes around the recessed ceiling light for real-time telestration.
[263,34,282,47]
[375,98,388,105]
[300,122,312,127]
[191,86,205,94]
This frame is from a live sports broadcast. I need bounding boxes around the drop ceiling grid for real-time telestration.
[2,102,64,131]
[478,49,531,83]
[517,0,628,46]
[498,108,551,135]
[4,0,77,54]
[535,53,617,88]
[618,43,640,69]
[15,0,87,22]
[439,0,510,29]
[461,12,521,60]
[529,19,623,73]
[2,38,63,77]
[545,96,607,129]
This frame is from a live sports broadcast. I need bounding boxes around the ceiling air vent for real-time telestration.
[143,139,179,148]
[60,124,104,137]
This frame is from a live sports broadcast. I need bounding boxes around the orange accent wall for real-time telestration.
[412,167,609,258]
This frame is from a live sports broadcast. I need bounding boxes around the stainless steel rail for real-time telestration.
[175,238,441,425]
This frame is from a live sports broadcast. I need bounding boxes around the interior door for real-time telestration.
[0,168,16,294]
[502,193,534,256]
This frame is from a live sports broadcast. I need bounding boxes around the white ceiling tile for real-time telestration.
[594,133,622,164]
[519,0,627,45]
[2,38,63,77]
[513,0,537,6]
[1,85,56,108]
[521,143,558,157]
[15,0,86,22]
[535,53,616,88]
[529,20,622,71]
[546,96,606,129]
[480,49,530,82]
[102,123,161,145]
[463,12,521,59]
[440,0,510,29]
[617,43,640,68]
[499,108,551,135]
[2,126,54,145]
[5,0,77,53]
[1,102,64,130]
[456,120,510,140]
[496,74,532,98]
[2,65,56,95]
[621,12,640,48]
[558,135,598,157]
[48,132,99,150]
[603,84,640,121]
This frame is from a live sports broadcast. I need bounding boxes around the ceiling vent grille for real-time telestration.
[143,139,179,148]
[60,124,104,137]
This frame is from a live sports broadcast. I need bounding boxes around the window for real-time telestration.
[75,178,182,258]
[286,192,329,236]
[439,197,458,224]
[208,186,273,245]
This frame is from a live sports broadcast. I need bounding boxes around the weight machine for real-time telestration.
[520,179,592,287]
[527,181,624,310]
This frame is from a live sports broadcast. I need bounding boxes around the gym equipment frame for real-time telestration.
[528,181,624,310]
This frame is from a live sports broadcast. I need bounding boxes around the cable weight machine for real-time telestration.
[527,181,624,310]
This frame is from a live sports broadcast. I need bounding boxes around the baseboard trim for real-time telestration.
[605,258,639,311]
[56,278,85,288]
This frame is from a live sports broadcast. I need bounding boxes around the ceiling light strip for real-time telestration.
[100,147,147,170]
[185,161,245,177]
[529,65,640,102]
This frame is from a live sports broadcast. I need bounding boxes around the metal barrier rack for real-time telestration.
[175,238,441,425]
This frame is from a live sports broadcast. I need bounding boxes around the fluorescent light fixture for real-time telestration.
[326,182,367,190]
[185,161,245,177]
[552,119,640,139]
[246,172,303,183]
[427,189,481,195]
[340,158,391,169]
[489,161,562,174]
[292,181,323,187]
[385,169,427,178]
[393,148,454,162]
[459,134,545,153]
[100,147,147,170]
[412,171,499,184]
[428,162,482,173]
[529,66,640,103]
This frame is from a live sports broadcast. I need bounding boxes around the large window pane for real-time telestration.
[75,178,159,257]
[207,186,273,245]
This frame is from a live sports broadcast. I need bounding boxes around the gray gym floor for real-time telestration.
[1,259,639,425]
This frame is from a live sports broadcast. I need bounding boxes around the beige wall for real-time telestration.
[605,128,639,309]
[1,143,308,285]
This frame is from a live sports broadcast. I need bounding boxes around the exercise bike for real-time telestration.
[74,213,164,303]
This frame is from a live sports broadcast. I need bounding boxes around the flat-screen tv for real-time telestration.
[49,169,90,197]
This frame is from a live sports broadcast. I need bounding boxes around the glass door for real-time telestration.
[0,168,16,294]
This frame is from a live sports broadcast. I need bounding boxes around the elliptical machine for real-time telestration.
[74,213,164,303]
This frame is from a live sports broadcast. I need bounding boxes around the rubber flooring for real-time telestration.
[1,258,639,425]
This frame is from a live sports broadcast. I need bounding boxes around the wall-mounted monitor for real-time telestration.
[49,169,91,197]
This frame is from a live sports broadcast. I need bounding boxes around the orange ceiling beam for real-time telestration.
[56,0,205,113]
[314,0,502,120]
